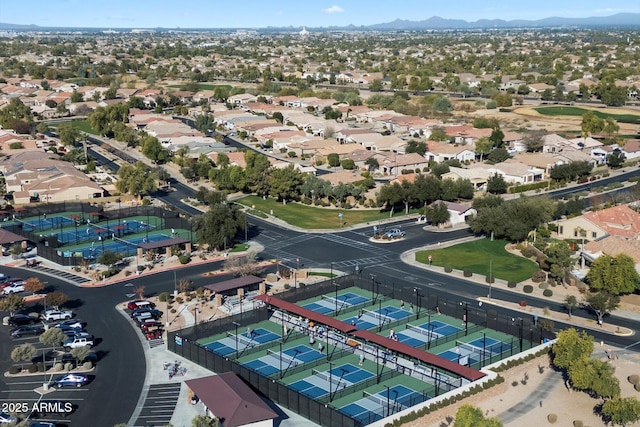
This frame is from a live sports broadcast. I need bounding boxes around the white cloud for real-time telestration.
[324,5,344,14]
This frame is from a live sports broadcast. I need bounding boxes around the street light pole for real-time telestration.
[370,274,376,305]
[488,257,493,299]
[233,321,240,357]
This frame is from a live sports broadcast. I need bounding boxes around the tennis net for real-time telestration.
[363,391,387,407]
[321,295,352,309]
[227,331,253,348]
[364,309,393,324]
[456,340,487,358]
[312,368,344,388]
[267,349,298,366]
[406,324,440,341]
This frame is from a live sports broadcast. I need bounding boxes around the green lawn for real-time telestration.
[416,239,538,283]
[67,120,100,135]
[236,195,404,229]
[533,106,640,125]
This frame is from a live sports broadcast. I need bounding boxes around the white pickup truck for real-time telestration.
[64,337,94,349]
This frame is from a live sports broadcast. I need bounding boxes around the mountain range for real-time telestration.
[1,12,640,31]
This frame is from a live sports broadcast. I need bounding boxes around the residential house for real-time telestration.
[424,141,476,163]
[555,204,640,241]
[582,236,640,270]
[348,132,406,152]
[622,140,640,160]
[379,153,430,176]
[432,200,477,226]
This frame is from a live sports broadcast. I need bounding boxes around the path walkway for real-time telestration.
[497,369,563,424]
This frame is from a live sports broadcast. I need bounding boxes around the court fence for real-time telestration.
[169,274,553,426]
[3,203,192,266]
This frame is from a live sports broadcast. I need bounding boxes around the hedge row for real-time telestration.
[509,181,549,194]
[492,347,551,372]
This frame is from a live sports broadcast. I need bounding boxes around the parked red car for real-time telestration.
[127,300,156,310]
[145,329,163,340]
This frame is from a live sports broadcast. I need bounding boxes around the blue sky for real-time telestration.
[2,0,639,28]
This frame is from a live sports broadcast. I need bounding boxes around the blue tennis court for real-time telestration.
[468,337,511,354]
[244,344,325,376]
[303,292,370,315]
[426,319,462,336]
[203,328,280,356]
[343,316,376,330]
[339,384,428,424]
[289,363,374,399]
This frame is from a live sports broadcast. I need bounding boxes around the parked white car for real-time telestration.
[42,310,74,321]
[2,282,25,294]
[384,229,406,238]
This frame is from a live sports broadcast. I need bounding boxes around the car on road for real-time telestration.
[0,273,7,282]
[29,421,58,427]
[11,324,45,338]
[2,282,25,294]
[51,373,89,388]
[42,309,74,321]
[7,313,38,326]
[63,337,93,349]
[384,229,406,238]
[0,411,17,424]
[127,300,155,310]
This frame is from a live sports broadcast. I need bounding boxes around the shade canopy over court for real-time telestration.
[138,237,190,251]
[257,294,484,382]
[257,294,358,335]
[204,275,265,294]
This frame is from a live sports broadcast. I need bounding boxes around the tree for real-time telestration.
[551,328,593,370]
[432,96,453,113]
[586,254,640,295]
[486,173,507,194]
[601,397,640,427]
[134,285,146,300]
[11,343,37,370]
[0,293,25,315]
[426,201,450,226]
[453,404,503,427]
[71,346,92,367]
[223,251,262,277]
[39,327,67,351]
[564,295,578,319]
[194,113,215,133]
[545,240,572,284]
[607,149,626,169]
[581,111,604,137]
[97,250,124,268]
[191,204,245,251]
[44,291,69,309]
[116,162,157,198]
[489,127,505,148]
[487,147,509,164]
[364,157,379,172]
[340,159,355,170]
[327,153,340,168]
[36,122,50,134]
[603,117,620,140]
[192,414,219,427]
[141,136,169,163]
[369,79,383,91]
[405,140,427,156]
[475,137,493,162]
[268,165,303,201]
[58,123,81,146]
[584,291,620,325]
[522,130,545,152]
[24,277,44,295]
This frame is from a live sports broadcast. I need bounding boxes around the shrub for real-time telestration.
[573,421,583,427]
[511,381,518,387]
[628,375,640,385]
[532,270,546,282]
[283,283,291,290]
[519,300,527,307]
[508,281,517,288]
[125,270,132,277]
[635,383,640,392]
[170,308,176,314]
[523,285,533,293]
[158,292,170,302]
[28,364,38,373]
[521,246,538,258]
[485,275,495,283]
[175,297,183,304]
[463,269,473,277]
[53,363,64,372]
[543,289,553,297]
[547,414,557,424]
[8,366,20,374]
[444,265,453,273]
[83,361,93,370]
[178,254,191,264]
[64,363,73,371]
[9,142,24,149]
[538,282,549,289]
[37,363,45,372]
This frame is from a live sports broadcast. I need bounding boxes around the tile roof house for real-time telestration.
[622,139,640,160]
[555,204,640,241]
[582,236,640,269]
[425,141,476,163]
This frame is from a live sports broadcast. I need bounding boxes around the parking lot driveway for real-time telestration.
[132,383,181,426]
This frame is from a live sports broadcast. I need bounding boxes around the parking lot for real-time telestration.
[131,383,182,426]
